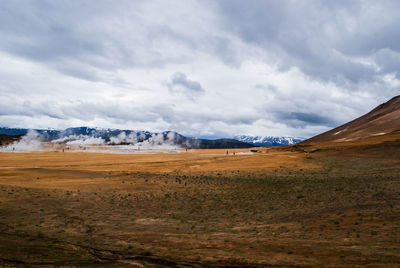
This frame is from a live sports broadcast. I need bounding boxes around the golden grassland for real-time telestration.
[0,142,399,267]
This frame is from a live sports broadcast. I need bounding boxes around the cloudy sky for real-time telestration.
[1,0,399,138]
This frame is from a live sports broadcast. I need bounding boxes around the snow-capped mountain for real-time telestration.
[234,135,302,146]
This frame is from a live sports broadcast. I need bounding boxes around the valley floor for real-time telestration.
[0,145,399,267]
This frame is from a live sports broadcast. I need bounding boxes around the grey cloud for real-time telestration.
[59,102,164,123]
[0,97,259,132]
[281,112,337,127]
[1,0,399,88]
[254,84,277,93]
[170,72,204,92]
[373,48,400,78]
[55,63,102,82]
[0,0,242,83]
[192,112,258,126]
[0,98,161,123]
[255,90,350,131]
[0,1,194,81]
[216,0,400,85]
[3,0,398,87]
[166,72,205,100]
[0,1,111,81]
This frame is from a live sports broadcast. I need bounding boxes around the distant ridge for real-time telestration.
[235,135,302,146]
[0,127,253,149]
[303,96,400,144]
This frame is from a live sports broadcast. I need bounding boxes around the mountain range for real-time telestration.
[234,135,302,146]
[0,127,253,149]
[0,127,302,148]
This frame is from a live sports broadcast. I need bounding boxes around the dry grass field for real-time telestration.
[0,142,399,267]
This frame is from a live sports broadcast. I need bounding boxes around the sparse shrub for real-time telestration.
[142,250,152,256]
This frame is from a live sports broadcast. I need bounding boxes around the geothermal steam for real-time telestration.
[1,130,44,151]
[1,130,182,152]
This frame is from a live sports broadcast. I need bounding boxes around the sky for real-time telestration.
[0,0,399,139]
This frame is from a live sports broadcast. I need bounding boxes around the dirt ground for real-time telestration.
[0,144,399,267]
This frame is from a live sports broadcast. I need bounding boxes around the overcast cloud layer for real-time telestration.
[1,0,399,138]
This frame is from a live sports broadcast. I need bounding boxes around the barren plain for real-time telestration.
[0,140,399,267]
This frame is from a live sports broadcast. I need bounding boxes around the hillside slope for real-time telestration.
[303,96,400,144]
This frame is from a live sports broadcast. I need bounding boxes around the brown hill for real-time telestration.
[303,95,400,144]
